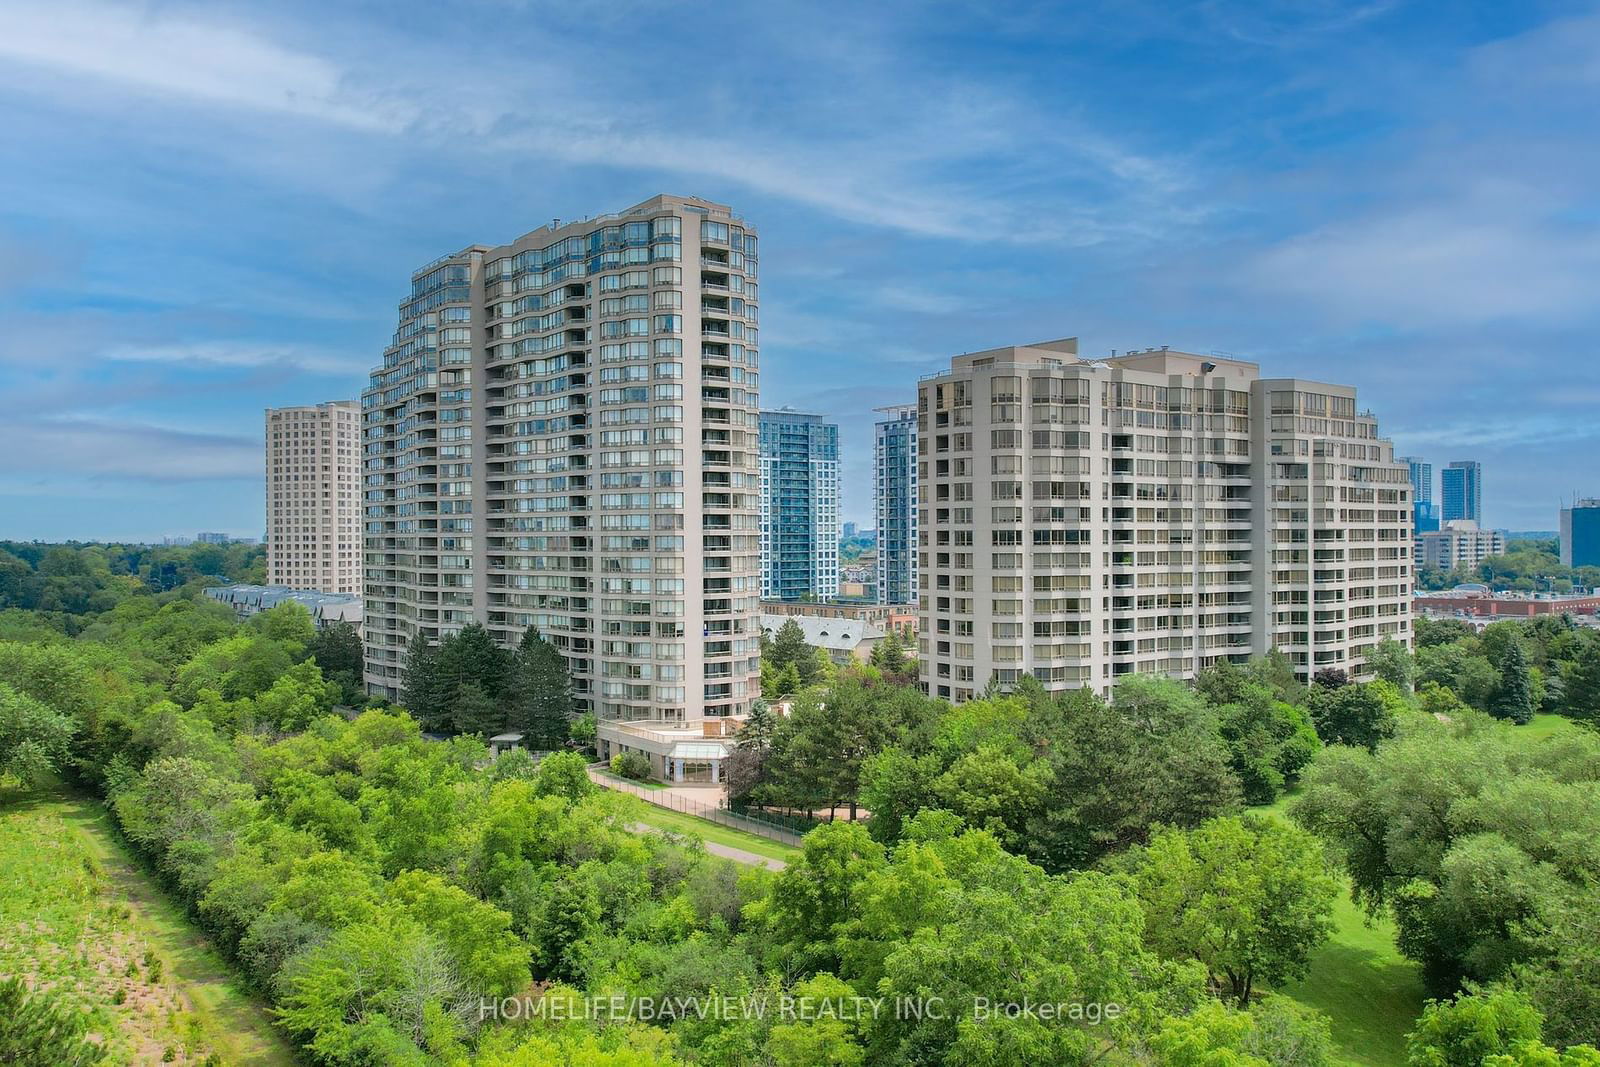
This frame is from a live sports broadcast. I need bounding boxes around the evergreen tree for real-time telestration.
[769,661,803,699]
[870,631,910,677]
[400,633,447,733]
[434,622,512,732]
[1493,639,1535,725]
[310,620,363,679]
[767,619,810,672]
[310,620,364,701]
[452,681,503,737]
[739,699,778,750]
[1251,649,1309,705]
[1563,632,1600,724]
[510,627,572,750]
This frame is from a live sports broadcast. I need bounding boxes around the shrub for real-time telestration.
[610,751,652,781]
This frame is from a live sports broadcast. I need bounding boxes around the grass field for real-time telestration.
[1521,712,1582,741]
[1253,789,1425,1066]
[633,806,803,864]
[0,787,296,1066]
[1276,887,1426,1067]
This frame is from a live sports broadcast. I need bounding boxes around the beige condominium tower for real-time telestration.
[265,401,362,594]
[360,195,762,723]
[916,340,1412,702]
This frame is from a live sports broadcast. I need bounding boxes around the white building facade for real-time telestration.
[1416,520,1506,570]
[917,340,1413,701]
[266,401,362,594]
[360,195,763,724]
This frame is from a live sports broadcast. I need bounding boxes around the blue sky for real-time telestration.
[1,0,1597,540]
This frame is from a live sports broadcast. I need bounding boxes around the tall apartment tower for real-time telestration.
[874,404,919,605]
[360,195,763,723]
[1441,461,1482,523]
[916,340,1412,701]
[265,401,361,594]
[758,409,840,601]
[1402,456,1438,533]
[1560,498,1600,568]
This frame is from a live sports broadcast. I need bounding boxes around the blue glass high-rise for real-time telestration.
[1441,461,1482,523]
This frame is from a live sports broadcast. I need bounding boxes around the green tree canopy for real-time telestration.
[1134,815,1339,1005]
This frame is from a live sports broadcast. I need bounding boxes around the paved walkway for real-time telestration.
[585,766,728,806]
[587,767,794,870]
[627,822,787,871]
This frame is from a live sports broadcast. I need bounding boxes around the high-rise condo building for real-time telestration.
[1441,460,1482,523]
[758,409,840,601]
[360,195,763,725]
[266,401,362,594]
[1402,456,1438,533]
[874,404,919,605]
[1560,498,1600,568]
[916,340,1412,701]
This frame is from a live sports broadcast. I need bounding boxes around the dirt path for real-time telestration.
[52,795,299,1066]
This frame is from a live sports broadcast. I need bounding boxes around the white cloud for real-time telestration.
[0,416,259,482]
[0,1,407,130]
[104,342,366,376]
[1243,195,1600,326]
[1232,12,1600,329]
[0,2,1191,246]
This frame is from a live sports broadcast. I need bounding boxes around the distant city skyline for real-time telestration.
[2,2,1598,537]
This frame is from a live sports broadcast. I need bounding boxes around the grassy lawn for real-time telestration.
[1521,712,1582,741]
[591,767,669,790]
[0,787,296,1066]
[1275,885,1425,1066]
[1252,790,1424,1066]
[632,806,803,864]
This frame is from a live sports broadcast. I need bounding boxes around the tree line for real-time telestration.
[0,540,265,632]
[1,613,1354,1064]
[757,616,918,700]
[0,588,1402,1063]
[3,571,1598,1063]
[1416,536,1600,594]
[1406,614,1600,725]
[732,651,1328,864]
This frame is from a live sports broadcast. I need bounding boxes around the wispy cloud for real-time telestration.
[104,342,366,376]
[0,0,1595,533]
[0,1,408,130]
[0,416,259,482]
[1242,190,1600,326]
[0,1,1192,247]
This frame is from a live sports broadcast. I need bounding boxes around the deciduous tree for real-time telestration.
[0,681,75,789]
[1134,815,1338,1005]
